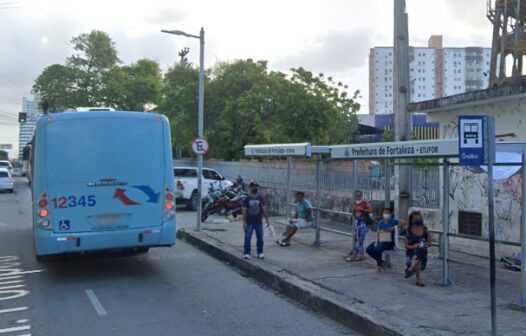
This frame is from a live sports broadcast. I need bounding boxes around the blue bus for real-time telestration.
[31,111,176,260]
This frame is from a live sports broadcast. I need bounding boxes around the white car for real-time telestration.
[0,161,13,174]
[0,168,14,193]
[174,167,233,210]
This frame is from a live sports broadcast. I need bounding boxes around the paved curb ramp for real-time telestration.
[177,228,404,336]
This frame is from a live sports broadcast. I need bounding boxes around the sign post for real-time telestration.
[192,137,209,232]
[458,115,496,336]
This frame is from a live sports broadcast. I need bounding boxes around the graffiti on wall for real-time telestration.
[448,166,520,242]
[442,121,458,139]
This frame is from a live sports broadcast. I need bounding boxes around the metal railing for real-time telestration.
[175,159,441,208]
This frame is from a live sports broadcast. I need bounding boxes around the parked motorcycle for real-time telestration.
[201,183,247,222]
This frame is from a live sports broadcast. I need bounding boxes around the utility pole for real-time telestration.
[393,0,412,220]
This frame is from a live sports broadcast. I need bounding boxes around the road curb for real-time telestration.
[177,229,404,336]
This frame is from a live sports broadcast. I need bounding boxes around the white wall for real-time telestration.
[424,96,526,257]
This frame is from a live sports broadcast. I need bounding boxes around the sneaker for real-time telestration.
[243,254,251,259]
[257,253,265,259]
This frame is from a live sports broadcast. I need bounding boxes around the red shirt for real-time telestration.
[353,200,370,219]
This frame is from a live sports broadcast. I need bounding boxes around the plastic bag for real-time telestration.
[264,225,276,240]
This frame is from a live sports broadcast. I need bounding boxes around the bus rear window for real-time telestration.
[46,118,164,183]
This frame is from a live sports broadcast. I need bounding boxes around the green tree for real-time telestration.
[32,64,79,112]
[159,63,203,156]
[104,59,163,111]
[201,60,360,160]
[32,30,124,110]
[66,30,120,105]
[279,67,360,145]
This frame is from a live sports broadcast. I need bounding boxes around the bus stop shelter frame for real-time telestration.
[244,140,526,308]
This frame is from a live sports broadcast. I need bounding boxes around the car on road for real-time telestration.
[0,168,14,193]
[12,167,23,177]
[174,167,233,210]
[0,160,13,174]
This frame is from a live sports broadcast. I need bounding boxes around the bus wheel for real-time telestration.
[137,247,149,253]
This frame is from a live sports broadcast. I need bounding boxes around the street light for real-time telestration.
[162,27,205,232]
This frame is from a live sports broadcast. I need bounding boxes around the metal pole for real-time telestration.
[353,160,359,192]
[438,159,452,286]
[518,152,526,307]
[394,0,412,221]
[313,154,322,247]
[287,156,292,206]
[384,159,391,209]
[196,27,205,232]
[488,152,497,336]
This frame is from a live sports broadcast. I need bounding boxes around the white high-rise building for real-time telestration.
[18,96,42,159]
[369,36,491,115]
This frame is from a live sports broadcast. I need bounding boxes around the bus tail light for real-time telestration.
[163,188,175,221]
[37,192,51,229]
[39,208,49,217]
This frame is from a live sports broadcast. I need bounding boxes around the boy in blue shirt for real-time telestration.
[366,208,405,272]
[277,191,313,247]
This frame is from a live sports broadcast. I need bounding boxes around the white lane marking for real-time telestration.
[0,325,31,334]
[16,319,30,324]
[85,289,107,316]
[0,307,29,314]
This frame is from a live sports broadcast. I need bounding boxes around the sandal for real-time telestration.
[416,282,426,287]
[405,268,415,279]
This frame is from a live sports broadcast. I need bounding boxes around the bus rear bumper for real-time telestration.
[34,222,176,256]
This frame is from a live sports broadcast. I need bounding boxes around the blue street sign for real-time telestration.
[458,116,495,166]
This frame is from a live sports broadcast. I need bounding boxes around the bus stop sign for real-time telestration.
[458,116,495,166]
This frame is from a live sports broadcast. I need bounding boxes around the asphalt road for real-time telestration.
[0,178,358,336]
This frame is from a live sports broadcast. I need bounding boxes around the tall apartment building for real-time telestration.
[369,36,491,114]
[18,96,42,159]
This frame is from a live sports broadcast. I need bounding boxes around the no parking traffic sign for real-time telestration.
[191,138,209,156]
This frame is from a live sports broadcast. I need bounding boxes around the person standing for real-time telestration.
[404,211,432,287]
[277,191,313,247]
[243,181,269,260]
[347,190,372,262]
[366,208,406,272]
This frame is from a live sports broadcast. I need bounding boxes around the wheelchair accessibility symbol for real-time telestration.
[59,220,70,230]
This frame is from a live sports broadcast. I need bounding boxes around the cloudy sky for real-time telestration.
[0,0,491,157]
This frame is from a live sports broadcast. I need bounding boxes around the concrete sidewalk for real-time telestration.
[177,216,526,336]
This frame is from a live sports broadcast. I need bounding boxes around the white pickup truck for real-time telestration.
[174,166,233,210]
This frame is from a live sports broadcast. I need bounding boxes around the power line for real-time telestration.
[0,79,28,95]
